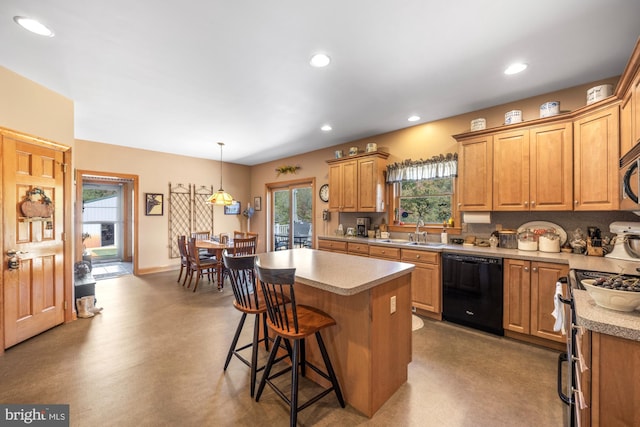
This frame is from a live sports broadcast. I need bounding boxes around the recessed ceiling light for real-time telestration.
[408,115,421,122]
[13,16,54,37]
[504,63,528,75]
[310,53,331,68]
[321,124,332,131]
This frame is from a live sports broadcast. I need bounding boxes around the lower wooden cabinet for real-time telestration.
[347,241,369,257]
[368,245,400,260]
[503,259,568,346]
[401,249,441,316]
[577,330,640,426]
[317,239,347,253]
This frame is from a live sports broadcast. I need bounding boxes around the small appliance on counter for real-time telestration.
[356,217,371,237]
[605,221,640,261]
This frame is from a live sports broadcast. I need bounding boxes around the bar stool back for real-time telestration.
[222,252,269,397]
[254,261,344,426]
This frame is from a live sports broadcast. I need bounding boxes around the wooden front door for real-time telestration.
[2,134,66,349]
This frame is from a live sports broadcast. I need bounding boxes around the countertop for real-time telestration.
[256,248,414,296]
[319,235,640,341]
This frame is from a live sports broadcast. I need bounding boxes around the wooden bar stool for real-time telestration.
[254,261,345,426]
[222,251,290,397]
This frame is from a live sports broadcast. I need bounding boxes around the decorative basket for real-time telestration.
[20,188,54,218]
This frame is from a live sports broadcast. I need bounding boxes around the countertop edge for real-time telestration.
[574,290,640,341]
[294,266,415,296]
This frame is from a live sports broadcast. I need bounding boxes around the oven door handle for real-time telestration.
[557,352,573,406]
[623,159,639,203]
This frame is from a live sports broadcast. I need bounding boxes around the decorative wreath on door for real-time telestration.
[20,188,54,218]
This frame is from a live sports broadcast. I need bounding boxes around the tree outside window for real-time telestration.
[398,178,453,224]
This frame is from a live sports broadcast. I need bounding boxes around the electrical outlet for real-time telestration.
[390,295,396,314]
[495,224,503,231]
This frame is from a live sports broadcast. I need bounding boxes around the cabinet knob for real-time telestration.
[415,254,421,259]
[457,202,461,207]
[532,267,538,273]
[524,267,529,272]
[574,200,579,205]
[531,201,536,206]
[524,201,528,206]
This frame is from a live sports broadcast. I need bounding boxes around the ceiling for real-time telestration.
[1,1,640,165]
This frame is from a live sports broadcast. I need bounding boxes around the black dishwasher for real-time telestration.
[442,253,504,336]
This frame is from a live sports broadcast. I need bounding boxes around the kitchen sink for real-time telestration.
[405,242,445,247]
[377,238,411,244]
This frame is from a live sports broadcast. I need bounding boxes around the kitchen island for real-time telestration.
[256,248,415,417]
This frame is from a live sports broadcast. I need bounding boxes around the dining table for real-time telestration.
[195,239,235,288]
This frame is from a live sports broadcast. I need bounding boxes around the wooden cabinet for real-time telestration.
[347,241,369,257]
[573,105,620,211]
[457,134,493,211]
[577,330,640,426]
[618,42,640,157]
[327,152,389,212]
[493,123,573,211]
[503,259,568,345]
[317,239,347,253]
[401,249,440,315]
[368,245,400,260]
[328,159,357,212]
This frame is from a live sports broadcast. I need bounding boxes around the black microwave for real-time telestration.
[620,143,640,210]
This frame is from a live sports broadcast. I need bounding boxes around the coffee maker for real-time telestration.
[356,217,371,237]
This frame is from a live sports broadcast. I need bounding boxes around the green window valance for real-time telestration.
[386,153,457,183]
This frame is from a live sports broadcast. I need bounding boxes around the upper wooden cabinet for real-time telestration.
[617,38,640,157]
[457,134,493,211]
[492,122,573,211]
[573,104,620,211]
[327,151,389,212]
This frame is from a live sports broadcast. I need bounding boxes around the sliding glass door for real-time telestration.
[270,182,313,251]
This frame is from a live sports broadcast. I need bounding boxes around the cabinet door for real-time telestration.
[357,157,384,212]
[620,88,634,157]
[633,73,640,151]
[328,163,342,211]
[530,261,568,343]
[493,130,529,210]
[328,161,357,211]
[317,239,347,253]
[458,135,493,211]
[347,242,369,256]
[530,122,573,211]
[402,250,440,313]
[503,259,531,334]
[573,105,620,210]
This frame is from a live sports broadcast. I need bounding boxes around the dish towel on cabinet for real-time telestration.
[551,280,566,334]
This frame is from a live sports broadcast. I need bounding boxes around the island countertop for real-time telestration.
[256,248,415,296]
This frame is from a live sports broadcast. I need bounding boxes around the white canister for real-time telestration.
[348,146,358,156]
[586,84,614,105]
[470,118,486,131]
[505,110,522,125]
[538,231,560,253]
[366,142,377,153]
[540,101,560,118]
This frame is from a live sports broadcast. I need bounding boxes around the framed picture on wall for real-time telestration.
[254,196,262,211]
[145,193,164,216]
[224,201,241,215]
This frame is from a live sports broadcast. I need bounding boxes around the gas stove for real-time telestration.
[572,269,640,290]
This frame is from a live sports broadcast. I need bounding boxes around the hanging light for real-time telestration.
[206,142,234,205]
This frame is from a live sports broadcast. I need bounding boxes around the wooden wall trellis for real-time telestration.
[168,183,214,258]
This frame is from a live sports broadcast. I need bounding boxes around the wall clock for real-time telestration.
[319,184,329,202]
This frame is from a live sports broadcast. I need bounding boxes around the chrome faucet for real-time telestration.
[415,218,426,243]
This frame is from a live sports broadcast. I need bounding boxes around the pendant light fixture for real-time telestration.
[207,142,234,205]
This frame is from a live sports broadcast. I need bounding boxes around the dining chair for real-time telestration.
[222,252,289,397]
[176,235,190,285]
[222,237,257,284]
[186,237,218,292]
[254,261,345,426]
[191,230,211,241]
